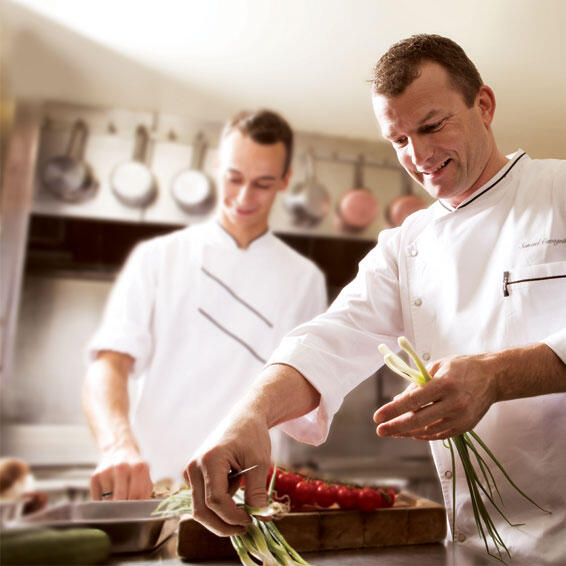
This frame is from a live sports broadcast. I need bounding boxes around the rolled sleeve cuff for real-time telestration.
[85,323,152,376]
[542,328,566,365]
[266,337,348,446]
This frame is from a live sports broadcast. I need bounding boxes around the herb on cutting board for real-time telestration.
[379,337,550,563]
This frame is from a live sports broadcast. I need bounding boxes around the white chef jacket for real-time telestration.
[270,151,566,564]
[87,220,327,481]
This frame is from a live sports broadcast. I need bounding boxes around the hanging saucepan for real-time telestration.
[111,125,157,208]
[337,154,379,232]
[284,149,330,226]
[170,132,215,214]
[42,119,98,202]
[385,194,427,227]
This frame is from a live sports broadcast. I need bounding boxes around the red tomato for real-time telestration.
[336,486,359,510]
[357,488,383,511]
[294,480,317,505]
[315,483,338,508]
[380,487,396,508]
[275,472,300,497]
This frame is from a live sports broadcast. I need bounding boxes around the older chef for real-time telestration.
[184,35,566,563]
[82,109,327,499]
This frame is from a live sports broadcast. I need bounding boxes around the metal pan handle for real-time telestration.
[189,132,207,171]
[132,125,152,164]
[304,148,318,181]
[353,153,365,188]
[65,120,89,161]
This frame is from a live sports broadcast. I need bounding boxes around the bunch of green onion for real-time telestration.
[379,337,549,563]
[153,466,310,566]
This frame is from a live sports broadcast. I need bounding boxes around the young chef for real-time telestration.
[184,35,566,563]
[82,109,327,500]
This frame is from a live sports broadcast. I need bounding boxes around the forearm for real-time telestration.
[245,363,321,429]
[82,351,138,453]
[490,342,566,402]
[83,352,153,500]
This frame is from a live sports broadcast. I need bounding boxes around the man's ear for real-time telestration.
[279,168,292,191]
[476,85,497,127]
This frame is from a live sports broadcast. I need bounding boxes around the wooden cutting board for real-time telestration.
[177,492,446,560]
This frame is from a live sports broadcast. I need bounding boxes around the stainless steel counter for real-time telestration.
[110,533,501,566]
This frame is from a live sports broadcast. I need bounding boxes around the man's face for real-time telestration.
[217,130,290,233]
[372,62,494,206]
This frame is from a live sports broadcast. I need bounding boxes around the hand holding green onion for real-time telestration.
[154,465,310,566]
[375,342,501,440]
[377,337,549,563]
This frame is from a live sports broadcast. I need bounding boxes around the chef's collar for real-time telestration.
[438,150,527,212]
[214,220,271,251]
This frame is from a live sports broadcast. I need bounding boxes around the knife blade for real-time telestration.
[227,464,259,479]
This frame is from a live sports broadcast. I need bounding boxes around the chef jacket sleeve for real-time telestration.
[310,267,328,317]
[86,240,157,376]
[292,265,328,324]
[543,328,566,365]
[268,228,405,445]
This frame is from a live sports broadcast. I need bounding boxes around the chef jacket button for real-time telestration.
[413,298,422,307]
[457,532,467,543]
[444,470,453,479]
[408,245,418,257]
[422,352,431,361]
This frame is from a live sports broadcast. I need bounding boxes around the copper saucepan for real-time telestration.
[337,154,379,232]
[385,194,427,227]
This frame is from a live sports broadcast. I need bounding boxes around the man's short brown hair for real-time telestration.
[221,109,294,177]
[372,34,483,107]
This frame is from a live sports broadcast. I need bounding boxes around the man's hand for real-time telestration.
[90,443,153,501]
[185,363,321,537]
[374,343,566,440]
[184,404,272,537]
[373,353,497,440]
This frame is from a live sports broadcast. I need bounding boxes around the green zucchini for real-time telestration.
[0,527,111,565]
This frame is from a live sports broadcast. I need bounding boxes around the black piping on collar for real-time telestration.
[439,151,527,212]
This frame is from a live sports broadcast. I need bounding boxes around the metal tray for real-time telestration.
[10,499,179,553]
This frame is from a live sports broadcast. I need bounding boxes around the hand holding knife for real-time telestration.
[227,464,259,480]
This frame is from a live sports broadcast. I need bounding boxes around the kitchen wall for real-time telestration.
[1,2,436,488]
[2,1,234,125]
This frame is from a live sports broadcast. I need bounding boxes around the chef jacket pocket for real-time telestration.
[503,261,566,344]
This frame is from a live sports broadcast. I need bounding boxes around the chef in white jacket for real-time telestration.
[82,109,327,498]
[185,36,566,563]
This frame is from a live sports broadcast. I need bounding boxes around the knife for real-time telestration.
[227,464,259,479]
